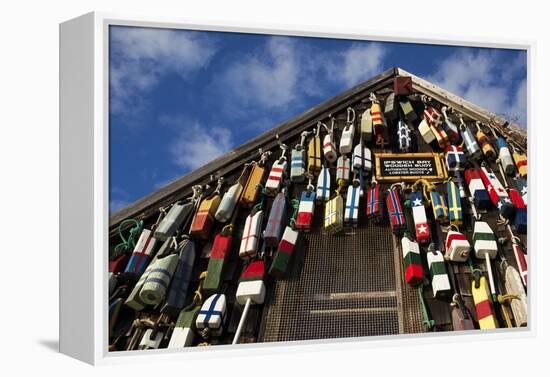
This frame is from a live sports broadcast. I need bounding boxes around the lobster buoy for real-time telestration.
[410,191,430,245]
[239,210,264,259]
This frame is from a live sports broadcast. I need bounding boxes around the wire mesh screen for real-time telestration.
[261,222,424,343]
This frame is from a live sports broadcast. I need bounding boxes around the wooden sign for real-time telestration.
[375,152,446,182]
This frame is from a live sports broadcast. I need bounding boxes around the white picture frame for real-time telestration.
[59,11,534,365]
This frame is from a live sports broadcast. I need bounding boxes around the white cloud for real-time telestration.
[216,37,388,113]
[218,37,299,109]
[169,121,233,171]
[110,27,217,116]
[330,43,389,86]
[427,49,527,126]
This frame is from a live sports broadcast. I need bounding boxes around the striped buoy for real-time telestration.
[410,191,430,244]
[155,201,193,241]
[295,188,316,231]
[345,180,360,226]
[323,134,338,163]
[139,254,179,306]
[496,137,515,175]
[429,191,448,224]
[472,276,498,329]
[233,261,267,344]
[427,246,451,298]
[239,210,263,259]
[290,131,309,183]
[475,124,496,161]
[352,144,371,172]
[340,107,356,154]
[446,180,462,226]
[387,186,407,234]
[445,229,470,262]
[269,225,299,278]
[397,120,412,152]
[464,168,491,209]
[215,181,243,223]
[203,233,232,295]
[290,148,306,182]
[124,228,158,279]
[168,306,200,348]
[371,98,386,146]
[263,191,287,247]
[399,100,417,122]
[125,239,166,311]
[316,166,331,203]
[323,118,338,162]
[513,149,527,178]
[432,126,450,149]
[401,235,423,286]
[366,182,382,222]
[360,108,373,142]
[190,180,223,240]
[307,124,322,176]
[196,293,227,336]
[418,118,436,144]
[161,239,196,317]
[336,155,351,184]
[480,166,514,219]
[265,159,287,196]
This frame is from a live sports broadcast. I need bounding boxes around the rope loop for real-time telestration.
[113,218,144,257]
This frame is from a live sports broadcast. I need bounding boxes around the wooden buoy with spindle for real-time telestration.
[269,198,300,278]
[409,188,430,245]
[190,178,224,240]
[265,139,288,196]
[295,176,316,231]
[339,107,355,154]
[323,118,338,163]
[307,123,322,176]
[336,155,350,184]
[233,260,267,344]
[324,179,345,234]
[473,221,498,302]
[290,131,309,183]
[445,226,470,262]
[459,116,481,160]
[345,176,361,226]
[387,184,407,235]
[401,234,424,286]
[215,167,248,222]
[316,165,331,203]
[366,178,382,223]
[263,189,287,248]
[196,293,227,337]
[480,165,514,220]
[426,243,451,298]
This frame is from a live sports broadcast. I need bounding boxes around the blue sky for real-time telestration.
[109,25,527,213]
